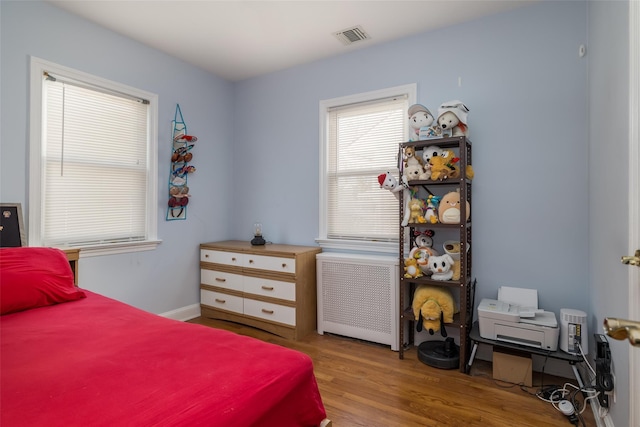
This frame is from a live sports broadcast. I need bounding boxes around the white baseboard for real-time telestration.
[160,303,201,321]
[590,397,615,427]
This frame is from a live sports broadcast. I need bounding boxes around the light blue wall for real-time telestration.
[233,1,589,316]
[1,1,591,319]
[0,1,235,313]
[588,2,630,426]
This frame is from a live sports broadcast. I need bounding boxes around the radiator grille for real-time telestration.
[317,253,398,350]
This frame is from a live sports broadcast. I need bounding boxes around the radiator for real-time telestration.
[316,252,399,351]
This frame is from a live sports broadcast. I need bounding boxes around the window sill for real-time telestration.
[61,240,162,258]
[315,238,398,256]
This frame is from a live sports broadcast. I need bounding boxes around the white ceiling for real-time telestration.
[47,0,535,82]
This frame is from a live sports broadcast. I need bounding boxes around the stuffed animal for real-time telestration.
[414,229,434,249]
[404,256,423,279]
[410,230,439,275]
[403,146,423,168]
[443,241,462,281]
[428,155,453,181]
[438,190,470,224]
[421,145,442,165]
[403,163,424,182]
[406,198,425,224]
[424,195,440,224]
[437,100,469,137]
[428,254,455,281]
[408,104,435,142]
[412,284,457,336]
[377,171,406,201]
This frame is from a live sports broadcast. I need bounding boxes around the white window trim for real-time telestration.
[316,83,416,255]
[28,56,160,257]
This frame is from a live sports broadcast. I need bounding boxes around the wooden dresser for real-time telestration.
[199,240,322,340]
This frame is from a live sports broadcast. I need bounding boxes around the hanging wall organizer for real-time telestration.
[167,104,197,221]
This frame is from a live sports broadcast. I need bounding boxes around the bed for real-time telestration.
[0,247,329,426]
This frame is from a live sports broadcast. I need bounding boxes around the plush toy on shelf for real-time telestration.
[412,284,458,336]
[403,163,424,182]
[403,146,423,168]
[443,241,463,281]
[424,195,440,224]
[409,230,439,275]
[406,197,425,225]
[404,256,423,279]
[408,104,435,142]
[421,145,443,165]
[428,254,456,281]
[438,189,470,224]
[437,100,470,137]
[428,155,454,181]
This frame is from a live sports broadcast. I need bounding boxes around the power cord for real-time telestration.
[536,382,599,426]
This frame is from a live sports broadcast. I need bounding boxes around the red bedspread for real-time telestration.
[0,291,326,426]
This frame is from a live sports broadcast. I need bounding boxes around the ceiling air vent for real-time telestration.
[334,25,371,46]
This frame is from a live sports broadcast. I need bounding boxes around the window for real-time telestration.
[29,57,159,256]
[318,84,416,253]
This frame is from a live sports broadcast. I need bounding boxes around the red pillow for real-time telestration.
[0,247,86,315]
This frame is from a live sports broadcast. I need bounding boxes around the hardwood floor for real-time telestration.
[188,317,597,427]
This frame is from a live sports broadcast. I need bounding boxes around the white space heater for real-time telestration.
[316,253,399,351]
[560,308,588,355]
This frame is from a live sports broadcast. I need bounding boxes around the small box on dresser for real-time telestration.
[200,240,322,340]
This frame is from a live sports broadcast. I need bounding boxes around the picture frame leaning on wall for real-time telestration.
[0,203,26,247]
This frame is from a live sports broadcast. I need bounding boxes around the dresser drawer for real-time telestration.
[201,289,243,314]
[201,269,243,292]
[244,299,295,326]
[244,254,296,274]
[244,276,295,301]
[201,250,244,267]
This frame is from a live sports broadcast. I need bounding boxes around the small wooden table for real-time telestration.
[61,248,80,285]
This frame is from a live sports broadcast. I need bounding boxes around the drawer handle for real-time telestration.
[205,254,209,258]
[232,257,237,261]
[282,263,287,268]
[249,259,254,264]
[215,278,226,282]
[261,309,274,315]
[261,286,274,291]
[215,298,226,304]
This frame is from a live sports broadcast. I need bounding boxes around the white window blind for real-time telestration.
[326,94,408,242]
[41,76,149,247]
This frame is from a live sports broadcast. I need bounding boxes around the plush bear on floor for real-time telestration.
[412,284,457,336]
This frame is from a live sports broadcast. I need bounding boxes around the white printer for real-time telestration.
[477,287,559,351]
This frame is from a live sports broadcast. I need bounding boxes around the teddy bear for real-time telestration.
[438,190,470,224]
[402,163,424,183]
[428,254,456,281]
[412,284,457,336]
[404,256,423,279]
[408,104,435,142]
[437,100,470,137]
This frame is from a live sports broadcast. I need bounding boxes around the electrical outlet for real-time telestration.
[595,334,613,408]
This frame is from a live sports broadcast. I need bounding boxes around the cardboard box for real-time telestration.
[492,348,532,387]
